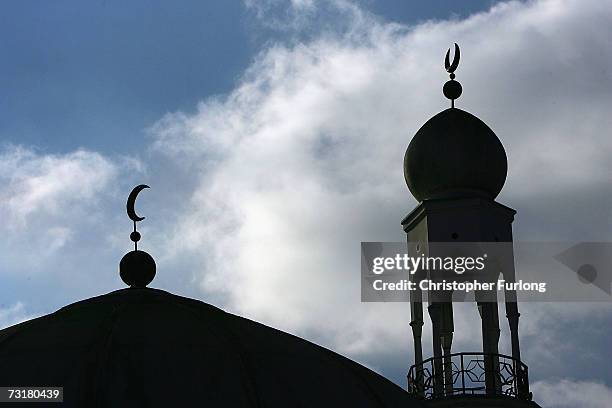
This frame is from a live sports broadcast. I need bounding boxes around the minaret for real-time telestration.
[402,44,539,407]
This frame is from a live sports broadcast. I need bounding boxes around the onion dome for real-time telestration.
[403,44,508,201]
[404,108,507,201]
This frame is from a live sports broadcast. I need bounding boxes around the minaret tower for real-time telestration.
[402,44,539,407]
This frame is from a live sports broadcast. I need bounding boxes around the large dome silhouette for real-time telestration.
[0,287,424,407]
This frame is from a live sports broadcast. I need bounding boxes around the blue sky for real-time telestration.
[0,0,498,154]
[0,1,251,153]
[1,1,612,407]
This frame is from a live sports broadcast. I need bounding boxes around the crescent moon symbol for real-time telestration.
[445,43,460,73]
[127,184,150,222]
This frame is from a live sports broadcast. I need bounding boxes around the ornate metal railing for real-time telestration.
[407,352,532,400]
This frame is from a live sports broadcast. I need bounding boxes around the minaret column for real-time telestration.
[439,302,454,395]
[505,288,522,363]
[409,297,424,395]
[410,300,424,364]
[428,303,444,397]
[478,299,501,394]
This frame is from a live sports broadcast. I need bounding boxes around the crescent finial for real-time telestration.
[120,184,156,288]
[444,43,460,74]
[443,43,462,107]
[126,184,149,251]
[127,184,150,222]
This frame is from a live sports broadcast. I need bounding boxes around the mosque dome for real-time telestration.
[0,287,424,407]
[0,185,425,407]
[403,107,507,201]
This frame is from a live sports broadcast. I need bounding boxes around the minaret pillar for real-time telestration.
[409,292,425,395]
[477,298,501,394]
[428,303,444,397]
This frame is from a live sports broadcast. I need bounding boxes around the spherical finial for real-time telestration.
[120,250,156,288]
[443,80,462,101]
[130,231,141,243]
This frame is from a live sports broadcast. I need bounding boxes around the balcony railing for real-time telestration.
[407,352,532,400]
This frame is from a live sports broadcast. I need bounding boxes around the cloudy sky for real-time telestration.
[1,1,612,406]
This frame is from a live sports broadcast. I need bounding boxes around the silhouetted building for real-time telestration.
[0,186,424,407]
[0,45,542,408]
[402,45,540,407]
[0,288,425,406]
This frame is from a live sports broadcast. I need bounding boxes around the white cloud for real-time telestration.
[532,379,612,408]
[0,146,139,285]
[150,0,612,368]
[0,146,118,227]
